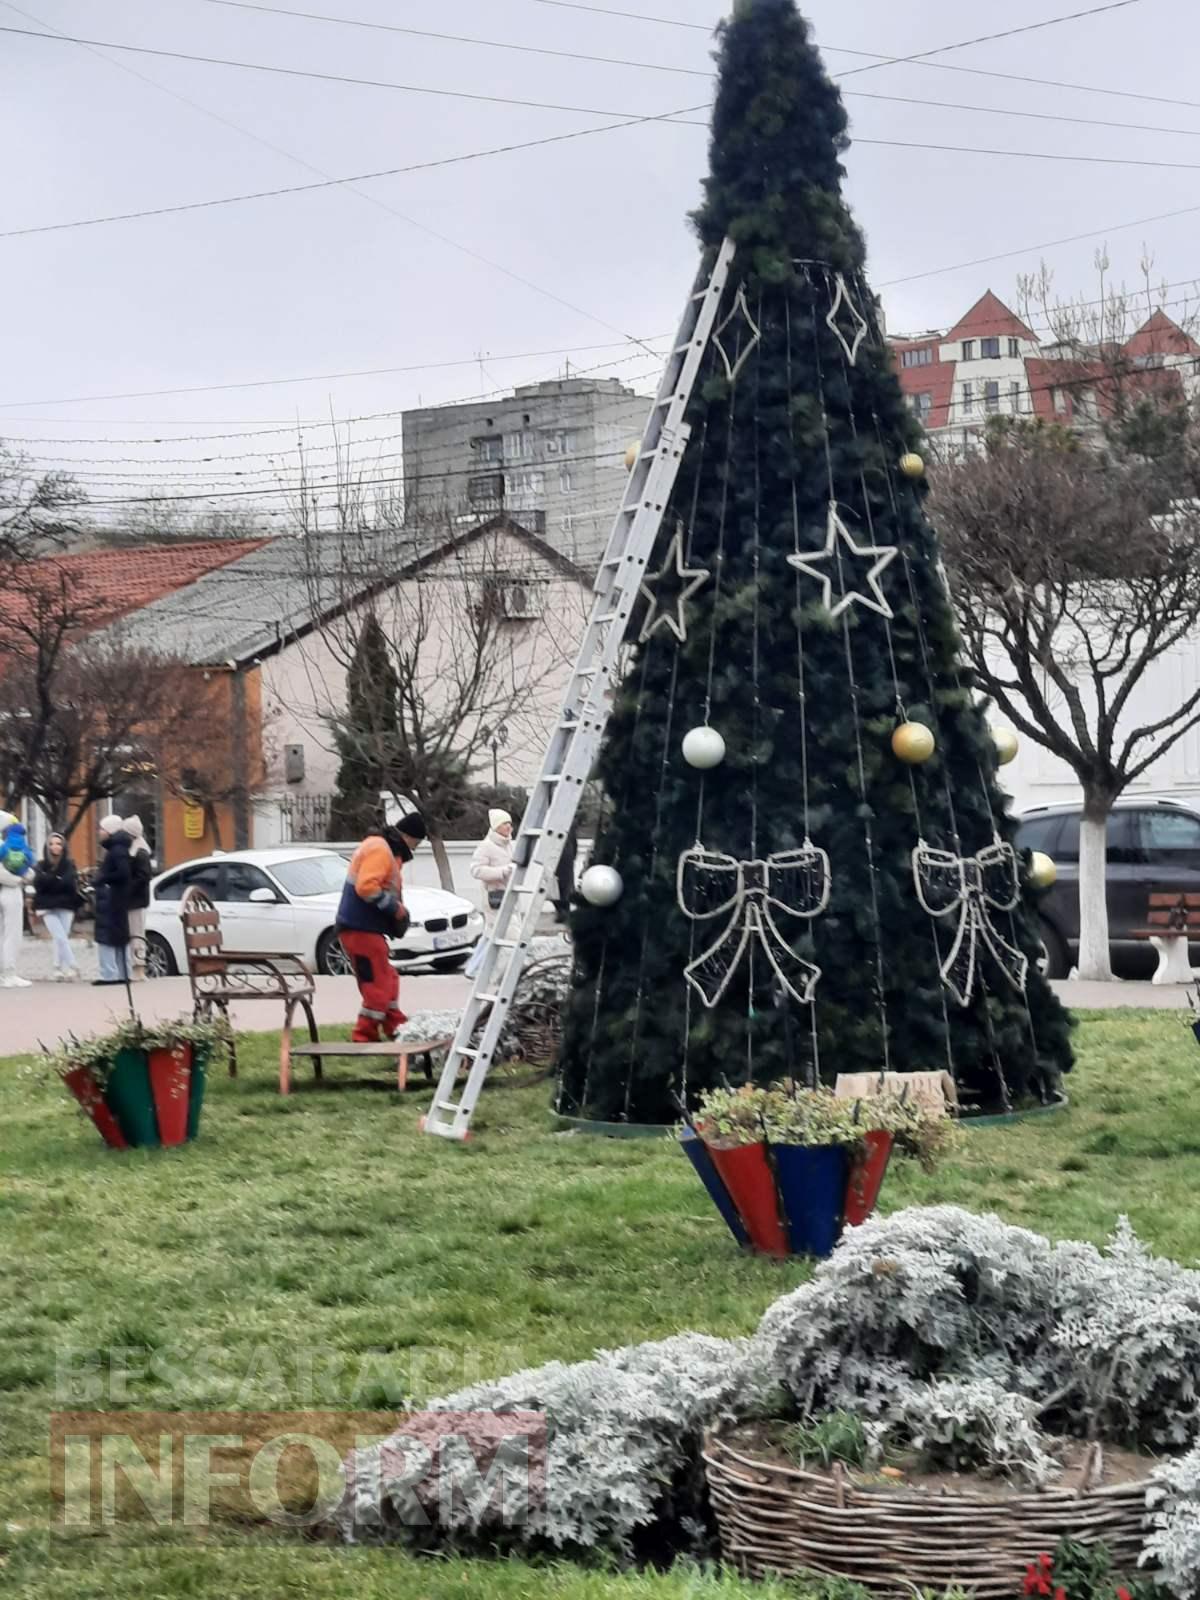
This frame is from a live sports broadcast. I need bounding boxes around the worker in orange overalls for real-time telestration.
[336,813,427,1043]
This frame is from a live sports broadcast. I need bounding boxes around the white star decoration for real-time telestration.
[825,272,869,366]
[639,522,710,644]
[788,502,898,620]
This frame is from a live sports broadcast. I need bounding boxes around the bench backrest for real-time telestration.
[1146,890,1200,931]
[180,886,225,974]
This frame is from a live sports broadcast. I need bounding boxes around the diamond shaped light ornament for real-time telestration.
[713,286,762,385]
[825,272,869,366]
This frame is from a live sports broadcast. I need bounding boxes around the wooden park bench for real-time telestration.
[1131,890,1200,985]
[181,886,319,1081]
[281,1029,455,1097]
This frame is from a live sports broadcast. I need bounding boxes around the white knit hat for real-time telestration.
[488,809,512,830]
[124,814,145,838]
[99,814,124,836]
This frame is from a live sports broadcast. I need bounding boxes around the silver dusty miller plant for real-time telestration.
[332,1207,1200,1570]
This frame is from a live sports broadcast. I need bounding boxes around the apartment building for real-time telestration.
[401,377,650,567]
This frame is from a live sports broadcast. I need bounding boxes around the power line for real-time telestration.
[198,0,713,75]
[1,2,662,359]
[0,106,706,243]
[530,0,710,27]
[844,90,1200,142]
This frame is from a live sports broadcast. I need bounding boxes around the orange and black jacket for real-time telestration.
[336,833,406,937]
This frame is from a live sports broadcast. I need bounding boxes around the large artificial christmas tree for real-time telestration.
[556,0,1072,1125]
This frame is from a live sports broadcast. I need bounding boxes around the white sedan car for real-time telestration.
[144,846,484,978]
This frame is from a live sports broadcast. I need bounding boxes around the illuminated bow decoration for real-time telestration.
[677,844,830,1009]
[912,840,1029,1007]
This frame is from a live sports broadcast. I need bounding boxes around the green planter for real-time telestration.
[186,1048,209,1142]
[103,1047,160,1148]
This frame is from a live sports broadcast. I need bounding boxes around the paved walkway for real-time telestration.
[0,958,1187,1059]
[0,973,472,1057]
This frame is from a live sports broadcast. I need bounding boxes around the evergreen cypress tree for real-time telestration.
[330,614,398,838]
[556,0,1073,1124]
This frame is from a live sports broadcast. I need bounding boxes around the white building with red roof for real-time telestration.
[891,291,1199,453]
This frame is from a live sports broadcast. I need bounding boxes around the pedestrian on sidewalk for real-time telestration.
[33,832,83,981]
[471,808,515,927]
[337,813,427,1043]
[0,808,31,987]
[93,814,134,987]
[124,815,154,980]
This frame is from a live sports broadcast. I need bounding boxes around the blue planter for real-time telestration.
[679,1127,750,1247]
[772,1144,849,1259]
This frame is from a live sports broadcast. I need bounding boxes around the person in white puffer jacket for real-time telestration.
[0,809,31,987]
[470,808,515,925]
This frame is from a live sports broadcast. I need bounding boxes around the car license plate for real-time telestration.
[433,934,460,951]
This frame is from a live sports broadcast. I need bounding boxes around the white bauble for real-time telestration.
[580,865,624,907]
[682,725,726,770]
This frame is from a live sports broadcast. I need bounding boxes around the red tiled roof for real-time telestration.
[1123,309,1200,360]
[0,539,268,632]
[945,291,1037,345]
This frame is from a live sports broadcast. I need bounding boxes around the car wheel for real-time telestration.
[318,930,352,977]
[1038,920,1068,980]
[144,932,177,979]
[432,952,470,973]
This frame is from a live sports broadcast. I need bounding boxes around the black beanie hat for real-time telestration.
[396,812,427,840]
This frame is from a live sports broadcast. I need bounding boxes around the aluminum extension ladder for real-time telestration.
[421,237,737,1140]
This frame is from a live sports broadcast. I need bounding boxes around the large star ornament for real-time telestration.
[787,501,898,620]
[638,522,710,644]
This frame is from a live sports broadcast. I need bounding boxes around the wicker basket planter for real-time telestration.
[704,1430,1150,1598]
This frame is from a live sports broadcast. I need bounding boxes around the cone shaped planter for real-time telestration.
[680,1127,750,1247]
[148,1045,193,1148]
[704,1141,790,1257]
[845,1129,894,1228]
[773,1144,849,1259]
[50,1020,223,1152]
[62,1065,128,1150]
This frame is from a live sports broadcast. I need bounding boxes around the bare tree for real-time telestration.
[87,502,273,548]
[932,418,1200,980]
[0,442,86,556]
[288,456,587,890]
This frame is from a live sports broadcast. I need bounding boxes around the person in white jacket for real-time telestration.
[0,809,31,987]
[470,808,515,924]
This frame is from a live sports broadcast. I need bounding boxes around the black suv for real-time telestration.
[1014,798,1200,977]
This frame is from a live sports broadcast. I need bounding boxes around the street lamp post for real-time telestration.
[482,722,509,788]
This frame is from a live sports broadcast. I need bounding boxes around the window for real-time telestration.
[961,340,976,361]
[544,429,576,455]
[271,853,350,899]
[223,862,279,903]
[468,472,504,506]
[1015,817,1060,854]
[1138,809,1200,857]
[506,430,533,460]
[981,337,1001,359]
[1010,381,1023,413]
[914,391,933,422]
[1054,811,1142,864]
[472,435,503,463]
[984,381,1001,414]
[901,347,933,368]
[559,466,575,494]
[961,382,975,413]
[1008,338,1021,358]
[1051,387,1070,416]
[154,862,222,902]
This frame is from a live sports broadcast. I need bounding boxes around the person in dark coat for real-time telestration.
[33,831,83,980]
[93,814,134,986]
[124,815,154,979]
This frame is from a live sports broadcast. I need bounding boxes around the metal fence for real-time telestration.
[278,794,332,843]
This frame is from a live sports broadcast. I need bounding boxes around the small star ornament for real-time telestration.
[788,502,898,620]
[639,522,710,644]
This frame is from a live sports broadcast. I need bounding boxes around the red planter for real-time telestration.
[147,1044,193,1148]
[845,1129,894,1227]
[704,1140,789,1257]
[61,1064,128,1150]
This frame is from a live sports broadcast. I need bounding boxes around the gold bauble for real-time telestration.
[1029,851,1058,890]
[899,452,926,479]
[623,441,640,471]
[892,721,936,765]
[993,726,1019,766]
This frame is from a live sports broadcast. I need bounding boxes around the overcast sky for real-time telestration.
[1,0,1196,511]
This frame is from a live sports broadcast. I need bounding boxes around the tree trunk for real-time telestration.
[1075,793,1114,981]
[429,832,455,893]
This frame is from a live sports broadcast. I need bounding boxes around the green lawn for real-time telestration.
[2,1011,1200,1597]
